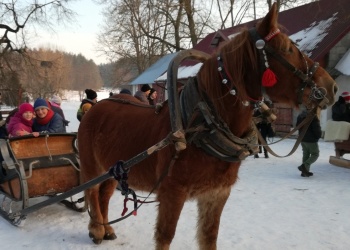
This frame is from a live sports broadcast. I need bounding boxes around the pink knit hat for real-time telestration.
[19,103,34,114]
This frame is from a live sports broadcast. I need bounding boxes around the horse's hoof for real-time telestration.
[89,232,103,244]
[104,232,117,240]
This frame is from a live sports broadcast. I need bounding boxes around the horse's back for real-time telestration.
[78,97,171,174]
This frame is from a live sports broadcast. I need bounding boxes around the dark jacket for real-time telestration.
[296,111,322,143]
[332,96,350,122]
[50,103,69,126]
[33,112,66,133]
[77,99,95,121]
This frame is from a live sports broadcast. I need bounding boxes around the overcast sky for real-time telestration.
[30,0,107,65]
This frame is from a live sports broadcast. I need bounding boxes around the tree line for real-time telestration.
[0,48,105,106]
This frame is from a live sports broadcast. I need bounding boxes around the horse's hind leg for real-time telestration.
[86,185,105,244]
[99,179,118,240]
[196,188,231,250]
[154,181,187,250]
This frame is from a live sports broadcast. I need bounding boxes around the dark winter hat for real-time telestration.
[34,98,49,111]
[141,84,151,92]
[120,89,131,95]
[19,103,34,114]
[149,88,156,97]
[85,89,97,100]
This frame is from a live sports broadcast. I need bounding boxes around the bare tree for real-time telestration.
[97,0,319,83]
[97,0,223,72]
[0,0,76,105]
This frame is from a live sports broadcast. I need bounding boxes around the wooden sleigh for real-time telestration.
[0,133,84,225]
[325,120,350,169]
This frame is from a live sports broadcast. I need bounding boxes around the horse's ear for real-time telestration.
[257,3,279,38]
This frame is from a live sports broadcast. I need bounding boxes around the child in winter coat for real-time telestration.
[7,103,40,137]
[32,98,66,133]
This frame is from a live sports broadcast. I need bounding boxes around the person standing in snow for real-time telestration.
[77,89,98,121]
[332,91,350,122]
[296,109,322,177]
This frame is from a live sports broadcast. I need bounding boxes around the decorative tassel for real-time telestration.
[262,68,277,87]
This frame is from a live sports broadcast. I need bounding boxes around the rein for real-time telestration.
[255,107,317,157]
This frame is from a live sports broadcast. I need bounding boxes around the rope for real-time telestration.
[93,151,180,225]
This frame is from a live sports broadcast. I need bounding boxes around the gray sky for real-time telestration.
[31,0,107,64]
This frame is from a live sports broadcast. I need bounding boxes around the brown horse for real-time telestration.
[78,4,337,249]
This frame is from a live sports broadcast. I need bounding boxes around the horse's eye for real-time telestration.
[281,46,293,54]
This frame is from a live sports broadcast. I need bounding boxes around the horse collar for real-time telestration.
[180,77,259,162]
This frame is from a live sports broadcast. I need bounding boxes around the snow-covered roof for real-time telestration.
[129,52,179,85]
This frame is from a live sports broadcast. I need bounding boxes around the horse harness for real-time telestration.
[95,27,332,224]
[180,77,258,162]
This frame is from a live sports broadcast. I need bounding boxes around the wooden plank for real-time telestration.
[10,135,75,159]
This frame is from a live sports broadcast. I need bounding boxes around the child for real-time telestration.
[32,98,66,133]
[7,103,40,137]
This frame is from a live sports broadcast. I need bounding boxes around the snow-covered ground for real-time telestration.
[0,90,349,249]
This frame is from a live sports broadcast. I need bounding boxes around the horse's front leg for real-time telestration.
[99,178,118,240]
[154,179,187,250]
[197,187,231,250]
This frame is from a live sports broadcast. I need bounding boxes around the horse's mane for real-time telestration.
[197,25,292,114]
[197,29,259,114]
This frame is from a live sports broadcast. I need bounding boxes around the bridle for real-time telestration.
[248,28,329,108]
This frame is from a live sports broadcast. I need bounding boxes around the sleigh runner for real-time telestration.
[0,133,83,225]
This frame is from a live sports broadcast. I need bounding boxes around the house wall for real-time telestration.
[320,32,350,130]
[328,32,350,69]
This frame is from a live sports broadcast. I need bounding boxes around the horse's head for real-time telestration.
[254,3,337,109]
[198,3,337,116]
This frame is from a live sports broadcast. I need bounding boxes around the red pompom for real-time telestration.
[262,68,277,87]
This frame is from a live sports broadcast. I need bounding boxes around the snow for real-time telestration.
[290,13,338,57]
[1,90,350,250]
